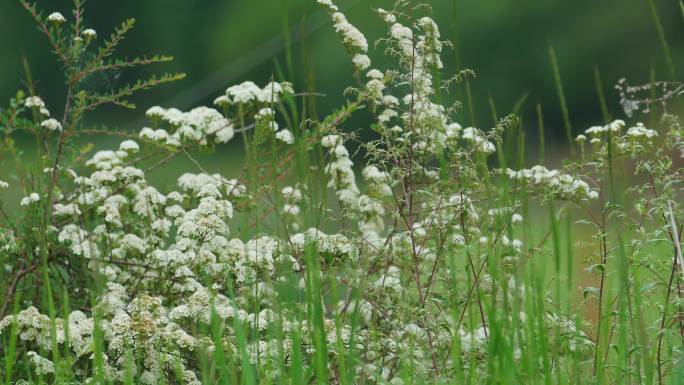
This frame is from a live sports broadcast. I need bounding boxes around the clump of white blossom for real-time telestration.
[40,118,62,131]
[142,105,234,146]
[506,166,599,201]
[47,12,66,23]
[82,28,97,39]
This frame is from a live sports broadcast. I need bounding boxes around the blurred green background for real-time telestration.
[0,0,681,180]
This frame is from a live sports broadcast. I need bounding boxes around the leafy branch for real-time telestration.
[84,72,186,110]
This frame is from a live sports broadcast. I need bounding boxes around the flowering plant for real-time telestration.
[1,1,682,384]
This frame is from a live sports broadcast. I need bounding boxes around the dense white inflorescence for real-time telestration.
[142,105,234,146]
[20,193,40,206]
[47,12,66,23]
[82,28,97,39]
[40,118,62,131]
[506,166,599,201]
[318,0,370,71]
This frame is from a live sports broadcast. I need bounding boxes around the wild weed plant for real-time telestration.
[0,0,683,384]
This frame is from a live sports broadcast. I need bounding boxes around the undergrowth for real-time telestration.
[0,1,683,384]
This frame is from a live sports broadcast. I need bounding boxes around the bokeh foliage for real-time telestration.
[0,0,681,138]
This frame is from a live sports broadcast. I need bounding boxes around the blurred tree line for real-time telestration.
[0,0,681,149]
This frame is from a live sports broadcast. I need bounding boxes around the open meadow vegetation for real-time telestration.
[0,0,683,384]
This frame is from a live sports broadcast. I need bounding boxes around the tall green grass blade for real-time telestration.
[536,102,545,164]
[593,66,611,124]
[3,295,21,385]
[650,67,658,127]
[547,44,573,152]
[512,90,530,115]
[304,242,329,385]
[280,0,294,82]
[646,0,676,78]
[465,80,477,127]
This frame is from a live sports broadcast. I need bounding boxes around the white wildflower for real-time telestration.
[609,119,625,132]
[585,125,607,135]
[120,234,148,254]
[27,352,55,375]
[352,54,371,70]
[225,81,292,104]
[511,213,523,224]
[317,0,338,10]
[329,12,368,52]
[119,140,140,152]
[282,186,302,201]
[146,106,166,118]
[20,193,40,206]
[377,8,396,24]
[626,122,657,139]
[215,126,235,143]
[47,12,66,23]
[366,79,385,99]
[54,203,81,216]
[41,118,62,131]
[214,95,230,107]
[462,127,496,153]
[275,129,294,144]
[82,28,97,39]
[24,96,45,109]
[506,165,598,201]
[367,69,384,79]
[283,204,300,216]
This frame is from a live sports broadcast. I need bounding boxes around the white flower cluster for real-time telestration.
[322,134,360,208]
[625,122,657,139]
[40,118,62,131]
[143,105,234,146]
[58,224,100,259]
[47,11,66,23]
[216,81,293,106]
[582,119,626,145]
[579,120,659,155]
[275,128,294,144]
[462,126,496,153]
[585,119,625,136]
[290,228,356,262]
[317,0,370,71]
[357,165,391,239]
[506,166,599,201]
[27,351,55,375]
[338,9,495,162]
[54,202,81,216]
[281,185,303,228]
[82,28,97,39]
[208,81,296,145]
[20,192,40,206]
[1,90,368,380]
[24,95,51,116]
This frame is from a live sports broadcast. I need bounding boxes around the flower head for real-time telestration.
[47,12,66,23]
[275,129,294,144]
[41,118,62,131]
[82,28,97,39]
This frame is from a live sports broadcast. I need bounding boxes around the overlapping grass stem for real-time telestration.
[0,0,683,384]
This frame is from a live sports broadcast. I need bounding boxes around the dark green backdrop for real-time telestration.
[0,0,681,143]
